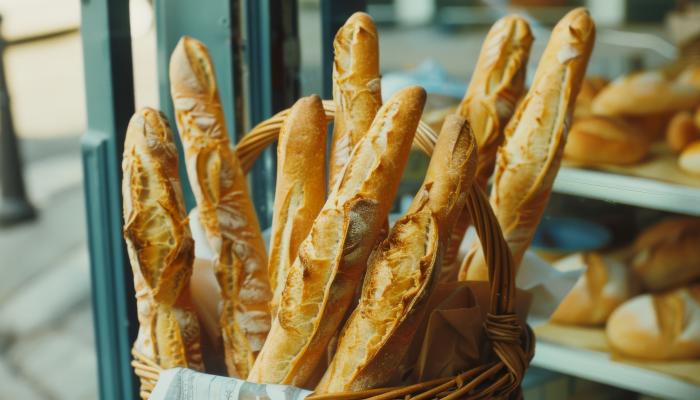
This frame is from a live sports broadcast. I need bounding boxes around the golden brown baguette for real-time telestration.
[592,70,700,116]
[268,95,327,317]
[460,8,595,281]
[550,252,639,326]
[631,218,700,292]
[328,12,382,191]
[666,111,699,153]
[248,86,427,387]
[441,15,533,280]
[564,115,649,165]
[316,115,477,393]
[606,284,700,360]
[169,36,271,378]
[122,108,204,374]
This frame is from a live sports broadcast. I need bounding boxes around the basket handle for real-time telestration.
[235,100,515,316]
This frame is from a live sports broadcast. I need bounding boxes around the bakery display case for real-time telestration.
[80,0,700,399]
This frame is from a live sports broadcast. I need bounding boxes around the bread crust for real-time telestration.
[442,15,533,280]
[169,36,271,377]
[248,86,426,388]
[460,8,596,281]
[268,95,327,317]
[122,108,204,372]
[606,285,700,360]
[574,76,609,118]
[328,12,382,191]
[667,111,699,153]
[564,115,649,165]
[632,218,700,291]
[316,115,477,393]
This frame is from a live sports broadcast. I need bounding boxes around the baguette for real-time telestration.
[606,285,700,360]
[170,36,272,378]
[248,86,427,387]
[316,115,477,393]
[460,8,595,281]
[550,252,638,326]
[268,95,327,317]
[328,12,382,190]
[631,217,700,291]
[441,15,533,280]
[122,108,204,373]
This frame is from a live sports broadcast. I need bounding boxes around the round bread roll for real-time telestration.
[679,140,700,176]
[632,217,700,291]
[574,76,610,118]
[592,71,700,116]
[606,285,700,360]
[551,252,639,326]
[666,111,699,153]
[564,116,649,165]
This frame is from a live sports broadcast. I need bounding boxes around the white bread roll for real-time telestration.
[564,115,649,165]
[551,252,638,326]
[248,86,427,388]
[606,285,700,360]
[679,140,700,175]
[316,115,477,393]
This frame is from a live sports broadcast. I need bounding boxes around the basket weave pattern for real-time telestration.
[131,100,534,399]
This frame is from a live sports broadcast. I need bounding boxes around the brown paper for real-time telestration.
[536,322,700,386]
[395,281,532,384]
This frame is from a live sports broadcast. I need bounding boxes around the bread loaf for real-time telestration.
[328,12,381,190]
[666,111,699,152]
[679,140,700,175]
[592,71,700,116]
[122,108,204,373]
[574,76,609,118]
[268,95,327,317]
[441,15,533,280]
[551,252,638,326]
[606,285,700,360]
[316,115,477,393]
[459,8,595,281]
[170,36,272,378]
[564,115,649,165]
[632,217,700,291]
[248,86,426,387]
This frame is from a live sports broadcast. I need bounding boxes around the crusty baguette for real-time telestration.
[460,8,595,281]
[441,15,533,280]
[550,252,638,326]
[316,115,477,393]
[170,36,271,378]
[248,86,427,387]
[631,217,700,292]
[122,108,204,373]
[328,12,382,191]
[606,284,700,360]
[564,115,649,165]
[268,95,327,317]
[592,70,700,116]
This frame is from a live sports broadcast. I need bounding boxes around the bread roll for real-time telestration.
[441,15,533,280]
[606,285,700,360]
[632,217,700,291]
[459,8,596,281]
[328,12,381,190]
[679,140,700,175]
[170,36,271,378]
[316,115,477,393]
[666,111,699,153]
[592,71,700,116]
[268,96,327,318]
[248,86,426,387]
[122,108,204,373]
[551,252,638,326]
[574,75,610,118]
[564,115,649,165]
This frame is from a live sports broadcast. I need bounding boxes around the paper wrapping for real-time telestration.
[150,368,312,400]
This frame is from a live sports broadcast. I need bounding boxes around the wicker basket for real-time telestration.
[132,100,535,400]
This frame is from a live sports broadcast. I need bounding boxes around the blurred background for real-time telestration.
[0,0,697,399]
